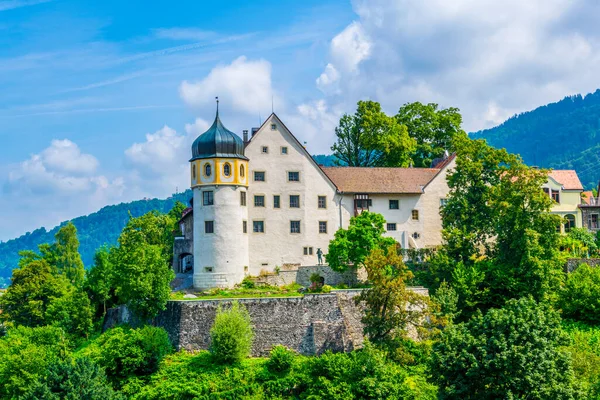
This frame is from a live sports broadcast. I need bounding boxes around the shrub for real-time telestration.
[22,357,122,400]
[210,301,254,364]
[559,264,600,324]
[563,321,600,398]
[321,284,333,293]
[267,345,295,373]
[79,325,172,385]
[240,276,256,289]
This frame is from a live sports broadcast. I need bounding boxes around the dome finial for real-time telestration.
[215,96,219,116]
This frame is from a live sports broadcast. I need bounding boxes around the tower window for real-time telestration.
[204,163,212,177]
[223,163,231,177]
[240,191,247,206]
[318,196,327,209]
[262,146,269,154]
[289,195,300,208]
[288,171,300,182]
[290,220,301,234]
[243,220,247,233]
[253,221,265,233]
[203,191,214,206]
[389,200,399,210]
[273,195,280,209]
[281,146,288,154]
[205,221,214,234]
[192,164,196,180]
[319,221,327,234]
[254,195,265,207]
[412,210,419,220]
[387,223,397,231]
[240,164,245,177]
[254,171,265,181]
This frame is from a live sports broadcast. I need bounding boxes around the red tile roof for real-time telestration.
[549,170,584,191]
[322,167,439,194]
[581,191,594,205]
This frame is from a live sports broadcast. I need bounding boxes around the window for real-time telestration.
[290,220,301,233]
[565,214,576,233]
[552,189,560,203]
[590,214,599,229]
[387,223,397,231]
[192,164,196,180]
[290,195,300,208]
[223,163,231,177]
[319,221,327,234]
[440,198,448,207]
[543,187,550,195]
[204,163,212,177]
[240,164,245,177]
[389,200,399,210]
[288,171,300,182]
[243,220,247,233]
[318,196,327,209]
[240,191,246,206]
[204,221,214,234]
[281,146,288,154]
[254,171,265,181]
[271,123,277,130]
[203,191,214,206]
[412,210,419,220]
[254,195,265,207]
[253,221,264,233]
[303,247,314,255]
[354,195,372,209]
[273,195,280,209]
[262,146,269,154]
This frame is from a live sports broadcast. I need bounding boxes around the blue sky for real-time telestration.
[1,0,600,241]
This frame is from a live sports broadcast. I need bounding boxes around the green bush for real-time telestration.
[321,284,333,293]
[0,326,70,398]
[79,325,172,385]
[266,345,295,373]
[559,264,600,324]
[240,276,256,289]
[210,301,254,364]
[563,321,600,398]
[22,357,122,400]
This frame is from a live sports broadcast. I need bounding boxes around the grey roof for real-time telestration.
[190,112,247,161]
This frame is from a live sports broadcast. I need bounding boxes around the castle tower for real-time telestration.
[190,102,249,289]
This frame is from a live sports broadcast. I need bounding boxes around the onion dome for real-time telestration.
[190,107,247,161]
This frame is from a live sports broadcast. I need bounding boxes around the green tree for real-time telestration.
[0,259,69,327]
[561,227,599,257]
[46,287,94,339]
[331,100,416,167]
[431,297,580,399]
[53,222,86,286]
[326,211,396,272]
[84,247,118,317]
[210,301,254,364]
[559,264,600,324]
[0,325,70,399]
[111,211,175,320]
[357,246,435,347]
[396,102,467,167]
[22,357,122,400]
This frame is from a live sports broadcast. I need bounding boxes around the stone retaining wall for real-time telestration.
[254,265,367,288]
[565,258,600,273]
[104,288,428,356]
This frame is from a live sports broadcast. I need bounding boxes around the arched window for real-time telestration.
[223,163,231,177]
[204,163,212,177]
[192,164,196,180]
[565,214,576,233]
[240,164,245,177]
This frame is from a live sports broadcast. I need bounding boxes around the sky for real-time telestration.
[1,0,600,241]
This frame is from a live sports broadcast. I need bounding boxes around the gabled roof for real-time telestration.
[582,191,594,205]
[322,167,439,194]
[549,170,583,191]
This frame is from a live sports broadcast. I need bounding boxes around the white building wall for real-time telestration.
[244,115,350,274]
[193,185,249,289]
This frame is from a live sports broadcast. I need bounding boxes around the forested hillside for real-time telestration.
[472,89,600,189]
[0,190,192,285]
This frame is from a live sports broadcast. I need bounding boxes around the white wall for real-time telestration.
[244,115,350,274]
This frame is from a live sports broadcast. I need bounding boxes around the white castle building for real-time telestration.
[176,108,455,289]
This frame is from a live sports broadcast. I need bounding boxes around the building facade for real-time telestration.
[542,170,584,232]
[184,112,455,289]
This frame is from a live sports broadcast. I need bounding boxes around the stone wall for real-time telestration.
[565,258,600,273]
[254,265,367,288]
[105,288,428,356]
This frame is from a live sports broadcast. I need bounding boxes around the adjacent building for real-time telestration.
[542,170,584,232]
[179,110,455,289]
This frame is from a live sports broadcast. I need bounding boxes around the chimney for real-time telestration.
[251,127,259,137]
[243,130,248,144]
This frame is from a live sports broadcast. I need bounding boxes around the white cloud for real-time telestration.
[329,21,371,73]
[185,118,210,136]
[179,56,278,115]
[40,139,99,175]
[316,64,341,94]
